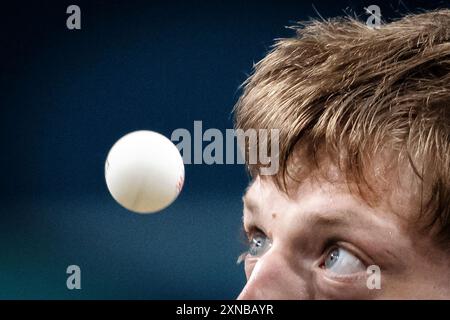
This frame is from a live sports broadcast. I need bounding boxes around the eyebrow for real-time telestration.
[302,211,354,228]
[243,190,359,229]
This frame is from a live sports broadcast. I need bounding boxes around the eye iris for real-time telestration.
[325,248,340,268]
[249,236,267,256]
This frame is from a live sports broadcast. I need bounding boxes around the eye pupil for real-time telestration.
[330,250,339,261]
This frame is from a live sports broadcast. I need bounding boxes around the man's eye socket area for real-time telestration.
[321,247,366,276]
[238,229,367,277]
[238,230,272,263]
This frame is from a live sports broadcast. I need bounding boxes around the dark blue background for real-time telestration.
[1,0,448,299]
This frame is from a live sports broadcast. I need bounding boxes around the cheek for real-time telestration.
[244,258,256,280]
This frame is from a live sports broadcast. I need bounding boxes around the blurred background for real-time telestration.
[0,0,448,299]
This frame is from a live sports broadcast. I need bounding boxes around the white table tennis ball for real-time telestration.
[105,130,184,214]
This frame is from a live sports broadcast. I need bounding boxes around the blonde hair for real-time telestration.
[234,10,450,244]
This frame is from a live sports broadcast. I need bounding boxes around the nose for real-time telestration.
[237,249,310,300]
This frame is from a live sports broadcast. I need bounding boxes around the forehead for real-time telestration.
[243,150,424,225]
[243,174,348,215]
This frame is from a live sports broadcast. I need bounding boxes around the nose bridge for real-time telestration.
[237,246,309,300]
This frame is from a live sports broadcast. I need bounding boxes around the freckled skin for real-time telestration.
[237,159,450,300]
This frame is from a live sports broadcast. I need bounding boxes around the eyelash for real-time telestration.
[321,238,340,257]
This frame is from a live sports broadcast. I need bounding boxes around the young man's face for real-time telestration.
[237,156,450,299]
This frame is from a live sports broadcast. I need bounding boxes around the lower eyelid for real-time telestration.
[318,246,369,278]
[320,268,368,284]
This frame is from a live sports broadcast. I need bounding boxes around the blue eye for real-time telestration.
[324,248,340,268]
[324,247,365,275]
[248,233,271,257]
